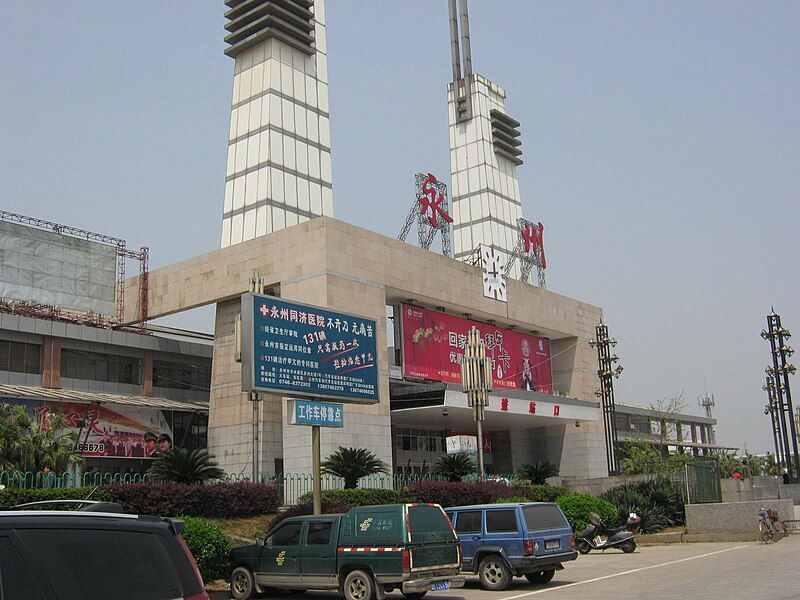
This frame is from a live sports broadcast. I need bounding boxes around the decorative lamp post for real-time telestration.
[761,309,799,482]
[461,326,492,478]
[589,322,623,475]
[763,375,784,471]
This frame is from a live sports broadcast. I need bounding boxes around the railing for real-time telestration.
[0,470,252,489]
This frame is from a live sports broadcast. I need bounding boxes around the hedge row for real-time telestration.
[179,516,232,582]
[107,482,281,518]
[0,486,113,510]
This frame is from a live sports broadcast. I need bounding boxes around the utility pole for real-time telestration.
[762,309,799,482]
[461,326,492,478]
[589,323,624,475]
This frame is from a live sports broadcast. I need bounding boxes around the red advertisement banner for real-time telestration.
[400,304,553,393]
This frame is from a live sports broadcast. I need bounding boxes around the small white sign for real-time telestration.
[446,435,478,455]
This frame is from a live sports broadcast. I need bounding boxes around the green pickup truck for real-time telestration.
[228,503,464,600]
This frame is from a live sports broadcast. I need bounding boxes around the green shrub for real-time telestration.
[601,476,685,534]
[494,496,530,504]
[179,516,232,583]
[514,484,568,503]
[518,461,559,484]
[0,486,112,510]
[555,493,617,533]
[297,487,406,507]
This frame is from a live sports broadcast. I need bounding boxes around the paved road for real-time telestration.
[211,536,800,600]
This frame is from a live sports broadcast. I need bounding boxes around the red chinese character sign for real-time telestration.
[505,217,547,288]
[397,173,453,257]
[400,303,553,393]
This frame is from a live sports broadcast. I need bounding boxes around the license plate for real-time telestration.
[431,581,450,591]
[545,539,560,550]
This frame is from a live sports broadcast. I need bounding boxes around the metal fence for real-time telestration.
[0,470,250,489]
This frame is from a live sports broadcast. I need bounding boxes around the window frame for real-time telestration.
[485,509,519,534]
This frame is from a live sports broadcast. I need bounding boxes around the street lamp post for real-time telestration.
[762,309,799,482]
[763,376,784,470]
[589,323,624,476]
[461,326,492,478]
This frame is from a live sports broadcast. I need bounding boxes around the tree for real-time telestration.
[0,403,83,472]
[148,448,224,484]
[741,453,764,477]
[321,447,389,489]
[715,452,741,478]
[620,439,662,475]
[430,453,476,482]
[648,392,688,451]
[518,461,559,484]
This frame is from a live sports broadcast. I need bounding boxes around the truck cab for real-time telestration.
[228,504,464,600]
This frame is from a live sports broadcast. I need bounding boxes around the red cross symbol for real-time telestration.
[419,173,453,228]
[521,222,547,269]
[259,304,269,317]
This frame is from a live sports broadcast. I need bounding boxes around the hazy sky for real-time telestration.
[1,1,798,452]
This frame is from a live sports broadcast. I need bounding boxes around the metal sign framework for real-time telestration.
[0,210,149,330]
[398,173,453,257]
[505,217,546,288]
[460,325,492,478]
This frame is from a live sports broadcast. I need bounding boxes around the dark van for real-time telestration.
[229,503,464,600]
[446,502,577,590]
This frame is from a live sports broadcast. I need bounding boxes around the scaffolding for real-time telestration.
[0,211,149,331]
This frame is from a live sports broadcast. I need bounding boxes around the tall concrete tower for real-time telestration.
[220,0,333,248]
[447,0,524,278]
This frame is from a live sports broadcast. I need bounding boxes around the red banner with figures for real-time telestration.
[400,304,553,393]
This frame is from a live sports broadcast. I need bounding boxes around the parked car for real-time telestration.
[0,500,209,600]
[445,502,577,590]
[228,503,465,600]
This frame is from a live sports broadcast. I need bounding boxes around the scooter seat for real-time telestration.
[605,526,628,537]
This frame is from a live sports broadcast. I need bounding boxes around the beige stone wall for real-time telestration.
[129,217,606,478]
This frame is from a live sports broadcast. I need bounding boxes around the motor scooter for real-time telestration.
[575,512,640,554]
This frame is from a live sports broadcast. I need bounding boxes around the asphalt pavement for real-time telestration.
[210,536,800,600]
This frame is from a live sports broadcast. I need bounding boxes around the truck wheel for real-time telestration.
[525,569,555,584]
[478,556,512,591]
[344,570,375,600]
[231,566,256,600]
[576,539,591,554]
[402,593,427,599]
[621,539,636,553]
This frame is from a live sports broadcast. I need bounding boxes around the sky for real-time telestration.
[1,1,798,453]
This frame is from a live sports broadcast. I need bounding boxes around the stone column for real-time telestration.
[142,350,153,397]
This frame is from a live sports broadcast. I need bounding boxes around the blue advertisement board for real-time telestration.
[290,399,344,428]
[241,294,379,404]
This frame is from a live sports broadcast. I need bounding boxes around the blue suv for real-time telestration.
[445,503,577,590]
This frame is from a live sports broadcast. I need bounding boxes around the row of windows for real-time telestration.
[61,350,141,385]
[153,360,211,391]
[0,340,40,374]
[394,427,447,453]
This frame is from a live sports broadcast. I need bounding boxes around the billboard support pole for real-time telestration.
[312,424,322,515]
[250,392,260,482]
[462,326,491,480]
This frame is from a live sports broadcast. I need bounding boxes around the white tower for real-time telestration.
[447,0,524,278]
[220,0,333,248]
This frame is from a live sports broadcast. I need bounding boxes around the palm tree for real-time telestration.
[430,453,476,482]
[0,405,83,472]
[321,447,389,488]
[518,461,559,484]
[148,448,225,484]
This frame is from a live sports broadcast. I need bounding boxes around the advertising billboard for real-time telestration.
[400,303,553,393]
[1,398,173,458]
[241,294,379,403]
[0,220,116,315]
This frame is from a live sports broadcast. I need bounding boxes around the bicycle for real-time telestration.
[758,507,788,543]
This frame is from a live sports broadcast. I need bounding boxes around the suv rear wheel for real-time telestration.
[525,569,555,584]
[344,570,375,600]
[231,566,256,600]
[478,556,512,591]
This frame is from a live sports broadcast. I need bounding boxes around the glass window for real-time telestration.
[1,340,41,374]
[455,511,482,534]
[486,510,518,533]
[60,350,141,385]
[15,529,186,600]
[306,521,332,546]
[0,536,48,600]
[522,505,569,531]
[271,521,302,546]
[402,436,411,451]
